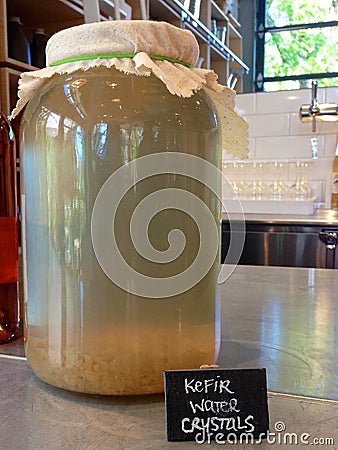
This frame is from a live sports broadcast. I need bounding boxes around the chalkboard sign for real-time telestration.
[164,368,269,443]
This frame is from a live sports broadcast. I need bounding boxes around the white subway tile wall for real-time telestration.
[224,87,338,208]
[255,135,326,159]
[326,87,338,103]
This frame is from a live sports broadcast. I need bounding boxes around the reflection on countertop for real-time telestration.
[0,336,24,357]
[217,265,337,401]
[0,265,337,449]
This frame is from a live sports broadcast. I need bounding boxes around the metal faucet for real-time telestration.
[309,81,320,132]
[299,80,338,133]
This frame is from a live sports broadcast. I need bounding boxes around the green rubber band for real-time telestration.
[49,53,192,68]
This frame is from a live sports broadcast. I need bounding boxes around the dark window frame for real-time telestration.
[255,0,338,91]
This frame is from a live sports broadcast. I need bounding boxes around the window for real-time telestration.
[255,0,338,91]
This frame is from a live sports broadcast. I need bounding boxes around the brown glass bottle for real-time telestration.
[0,112,19,343]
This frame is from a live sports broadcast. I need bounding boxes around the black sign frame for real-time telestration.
[164,368,269,442]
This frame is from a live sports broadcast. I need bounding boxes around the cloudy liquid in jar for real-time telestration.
[21,68,221,395]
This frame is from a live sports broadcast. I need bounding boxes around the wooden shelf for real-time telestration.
[210,0,229,22]
[0,67,20,118]
[150,0,248,80]
[0,57,38,72]
[6,0,83,36]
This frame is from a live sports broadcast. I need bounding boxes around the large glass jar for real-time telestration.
[20,51,221,395]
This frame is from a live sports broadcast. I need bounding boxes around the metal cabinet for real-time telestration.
[222,217,338,269]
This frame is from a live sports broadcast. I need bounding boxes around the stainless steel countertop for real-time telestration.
[218,265,337,401]
[1,265,337,449]
[222,208,338,225]
[0,357,336,450]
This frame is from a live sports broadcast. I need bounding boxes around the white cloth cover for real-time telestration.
[11,20,248,158]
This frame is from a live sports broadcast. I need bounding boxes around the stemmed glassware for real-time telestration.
[246,162,268,200]
[289,161,312,201]
[222,160,313,204]
[271,162,289,201]
[230,162,245,199]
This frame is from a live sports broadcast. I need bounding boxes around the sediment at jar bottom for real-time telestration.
[26,323,217,395]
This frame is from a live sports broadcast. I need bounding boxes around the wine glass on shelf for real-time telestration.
[247,162,268,200]
[222,162,239,200]
[270,162,289,201]
[232,162,246,199]
[289,161,312,201]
